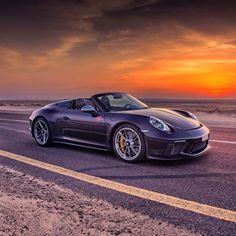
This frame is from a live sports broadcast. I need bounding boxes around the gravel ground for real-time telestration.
[0,165,200,236]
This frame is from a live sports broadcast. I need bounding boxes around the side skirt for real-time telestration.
[53,140,111,152]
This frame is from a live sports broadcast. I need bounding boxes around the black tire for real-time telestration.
[33,117,52,147]
[113,124,146,163]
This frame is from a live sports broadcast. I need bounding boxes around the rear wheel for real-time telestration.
[33,118,51,146]
[113,124,146,163]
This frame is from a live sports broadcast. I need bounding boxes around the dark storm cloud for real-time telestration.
[0,1,59,49]
[157,0,236,35]
[0,0,236,51]
[0,0,158,50]
[0,0,96,50]
[94,0,236,35]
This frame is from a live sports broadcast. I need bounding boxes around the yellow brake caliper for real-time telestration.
[119,134,126,153]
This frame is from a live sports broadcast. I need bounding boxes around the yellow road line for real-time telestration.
[0,149,236,223]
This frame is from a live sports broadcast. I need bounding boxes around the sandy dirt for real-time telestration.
[0,165,200,236]
[0,99,236,115]
[194,112,236,128]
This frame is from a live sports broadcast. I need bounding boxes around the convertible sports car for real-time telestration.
[29,92,211,163]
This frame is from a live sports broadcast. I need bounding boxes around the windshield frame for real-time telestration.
[92,92,148,112]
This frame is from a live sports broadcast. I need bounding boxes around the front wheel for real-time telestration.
[33,118,51,146]
[113,124,146,163]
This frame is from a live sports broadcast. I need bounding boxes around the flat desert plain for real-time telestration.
[0,99,235,127]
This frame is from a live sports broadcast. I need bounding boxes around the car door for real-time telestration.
[58,109,107,148]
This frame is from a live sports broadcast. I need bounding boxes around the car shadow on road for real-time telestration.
[31,142,233,180]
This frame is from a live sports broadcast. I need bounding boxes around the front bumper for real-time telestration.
[146,126,211,160]
[148,140,211,160]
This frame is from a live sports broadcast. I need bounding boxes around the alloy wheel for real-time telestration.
[115,127,142,161]
[34,119,49,145]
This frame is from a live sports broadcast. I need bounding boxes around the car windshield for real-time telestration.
[96,93,148,111]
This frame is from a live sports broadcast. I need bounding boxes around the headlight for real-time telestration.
[149,117,170,132]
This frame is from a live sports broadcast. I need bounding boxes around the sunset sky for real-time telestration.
[0,0,236,99]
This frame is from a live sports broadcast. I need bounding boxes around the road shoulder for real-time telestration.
[0,164,199,236]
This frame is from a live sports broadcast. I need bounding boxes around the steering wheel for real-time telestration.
[123,104,131,110]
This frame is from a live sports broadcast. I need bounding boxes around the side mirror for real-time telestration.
[81,105,98,116]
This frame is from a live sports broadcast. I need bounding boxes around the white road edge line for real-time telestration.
[210,140,236,145]
[0,125,29,134]
[0,118,28,123]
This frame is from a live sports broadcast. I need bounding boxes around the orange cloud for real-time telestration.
[0,21,236,98]
[0,35,94,71]
[105,27,236,98]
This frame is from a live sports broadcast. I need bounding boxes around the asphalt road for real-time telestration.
[0,112,236,235]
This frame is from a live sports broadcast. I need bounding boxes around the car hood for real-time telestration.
[118,108,201,130]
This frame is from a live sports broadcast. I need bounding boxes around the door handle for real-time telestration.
[62,117,70,120]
